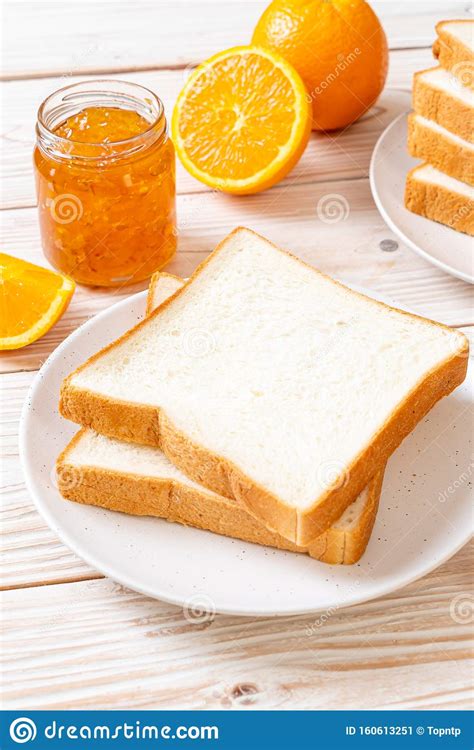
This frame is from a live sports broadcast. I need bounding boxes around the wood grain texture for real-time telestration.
[1,547,473,710]
[2,326,473,591]
[2,1,469,80]
[2,2,473,712]
[1,371,97,588]
[1,174,473,373]
[2,74,420,211]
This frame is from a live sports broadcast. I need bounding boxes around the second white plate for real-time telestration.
[20,290,473,616]
[370,109,474,284]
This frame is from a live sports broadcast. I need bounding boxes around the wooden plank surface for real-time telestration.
[1,371,97,588]
[2,2,469,80]
[2,550,473,709]
[2,62,428,211]
[4,45,464,211]
[1,172,473,373]
[2,1,473,712]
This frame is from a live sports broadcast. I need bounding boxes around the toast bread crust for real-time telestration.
[407,113,474,185]
[413,68,474,143]
[433,20,474,91]
[60,228,469,546]
[405,164,474,235]
[57,429,384,564]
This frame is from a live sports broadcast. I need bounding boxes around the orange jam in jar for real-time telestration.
[34,81,176,286]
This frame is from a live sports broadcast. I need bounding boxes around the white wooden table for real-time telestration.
[1,1,473,710]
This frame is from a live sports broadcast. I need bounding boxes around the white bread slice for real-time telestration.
[405,163,474,235]
[433,20,474,91]
[408,113,474,186]
[60,228,468,546]
[58,428,384,565]
[412,67,474,143]
[145,272,184,315]
[146,271,384,562]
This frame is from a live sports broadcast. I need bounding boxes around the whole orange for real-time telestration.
[252,0,388,131]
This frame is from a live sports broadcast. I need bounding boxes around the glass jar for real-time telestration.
[34,80,176,286]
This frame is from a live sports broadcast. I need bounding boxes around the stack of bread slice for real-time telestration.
[57,228,468,565]
[405,20,474,235]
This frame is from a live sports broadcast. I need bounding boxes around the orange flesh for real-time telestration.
[0,261,64,337]
[34,106,176,287]
[178,54,297,180]
[0,253,74,349]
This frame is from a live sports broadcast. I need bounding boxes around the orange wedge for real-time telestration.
[0,254,75,350]
[172,45,312,194]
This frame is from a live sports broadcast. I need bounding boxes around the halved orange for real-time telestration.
[0,254,75,350]
[172,45,312,194]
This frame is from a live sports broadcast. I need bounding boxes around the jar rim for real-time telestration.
[36,79,165,153]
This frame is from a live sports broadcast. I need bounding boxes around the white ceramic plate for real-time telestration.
[20,290,473,616]
[370,109,474,284]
